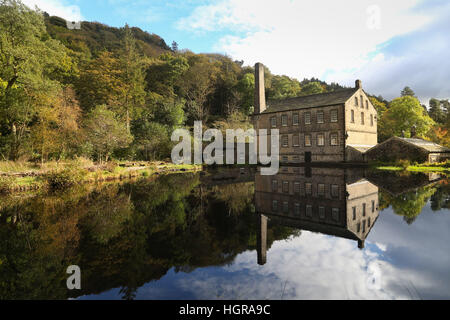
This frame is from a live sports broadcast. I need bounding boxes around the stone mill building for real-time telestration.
[252,63,378,163]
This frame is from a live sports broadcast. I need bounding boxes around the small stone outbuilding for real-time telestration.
[365,136,450,163]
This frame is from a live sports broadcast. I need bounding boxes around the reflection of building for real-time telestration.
[255,167,379,265]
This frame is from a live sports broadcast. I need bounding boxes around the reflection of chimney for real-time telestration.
[254,63,266,114]
[410,125,417,138]
[257,214,268,265]
[355,79,362,89]
[358,239,365,250]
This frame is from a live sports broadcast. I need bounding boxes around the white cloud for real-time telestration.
[177,0,449,102]
[22,0,83,21]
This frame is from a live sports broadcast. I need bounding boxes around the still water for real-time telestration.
[0,167,449,300]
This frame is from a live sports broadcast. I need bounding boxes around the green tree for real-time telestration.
[401,86,416,97]
[268,75,302,99]
[84,105,132,162]
[380,96,435,138]
[428,98,446,124]
[300,81,325,96]
[236,73,254,115]
[117,24,147,133]
[0,0,75,160]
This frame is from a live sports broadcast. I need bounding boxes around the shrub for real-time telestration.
[396,159,411,169]
[44,165,88,190]
[0,176,15,194]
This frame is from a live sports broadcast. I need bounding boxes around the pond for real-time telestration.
[0,167,449,300]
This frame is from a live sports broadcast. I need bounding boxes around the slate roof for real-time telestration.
[263,88,358,114]
[399,137,450,153]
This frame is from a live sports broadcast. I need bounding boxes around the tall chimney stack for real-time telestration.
[355,79,362,89]
[254,63,266,114]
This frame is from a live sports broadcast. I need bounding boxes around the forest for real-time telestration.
[0,0,449,165]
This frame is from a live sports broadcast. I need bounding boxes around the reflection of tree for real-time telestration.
[430,181,450,211]
[380,186,438,224]
[0,172,298,299]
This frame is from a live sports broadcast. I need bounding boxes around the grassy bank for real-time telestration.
[372,160,450,173]
[0,160,202,194]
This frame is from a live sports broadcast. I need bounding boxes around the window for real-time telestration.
[319,206,325,219]
[293,134,299,147]
[293,155,300,163]
[306,205,313,217]
[304,112,311,124]
[330,133,338,146]
[360,95,364,108]
[366,100,369,109]
[332,208,340,221]
[317,111,324,124]
[283,201,289,213]
[282,114,288,126]
[361,112,365,125]
[305,183,312,195]
[294,203,300,216]
[355,97,358,106]
[271,117,277,128]
[272,200,278,211]
[331,184,339,197]
[282,135,288,147]
[352,207,356,220]
[305,134,311,147]
[282,156,288,163]
[283,181,289,193]
[331,110,338,122]
[318,184,325,197]
[363,203,366,217]
[351,110,355,123]
[294,182,300,193]
[317,133,325,146]
[368,217,371,227]
[371,200,375,212]
[363,220,366,233]
[357,222,361,233]
[272,180,278,192]
[293,113,299,125]
[370,114,374,126]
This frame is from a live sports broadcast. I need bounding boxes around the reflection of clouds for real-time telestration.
[142,232,416,300]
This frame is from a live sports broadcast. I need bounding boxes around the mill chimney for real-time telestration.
[355,79,362,89]
[254,63,266,114]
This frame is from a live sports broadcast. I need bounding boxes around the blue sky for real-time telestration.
[22,0,450,103]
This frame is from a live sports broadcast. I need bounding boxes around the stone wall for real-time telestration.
[365,138,428,162]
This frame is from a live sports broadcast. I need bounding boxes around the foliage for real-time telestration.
[380,96,435,139]
[84,105,133,162]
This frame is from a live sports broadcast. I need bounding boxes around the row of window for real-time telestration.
[351,201,377,219]
[272,200,340,221]
[350,110,375,126]
[272,180,340,198]
[357,218,371,234]
[281,132,339,148]
[355,95,370,109]
[271,109,338,128]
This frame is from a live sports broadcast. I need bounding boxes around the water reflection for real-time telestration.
[0,167,448,299]
[255,167,380,266]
